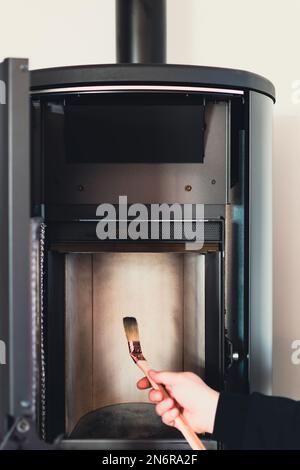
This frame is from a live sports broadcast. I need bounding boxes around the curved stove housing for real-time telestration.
[0,60,274,449]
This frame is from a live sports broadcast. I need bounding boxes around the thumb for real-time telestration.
[149,370,180,386]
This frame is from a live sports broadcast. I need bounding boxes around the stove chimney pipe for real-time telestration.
[116,0,166,63]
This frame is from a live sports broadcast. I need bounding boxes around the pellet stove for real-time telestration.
[0,0,274,450]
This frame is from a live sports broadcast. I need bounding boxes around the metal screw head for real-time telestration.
[16,418,30,434]
[77,184,84,192]
[211,179,216,185]
[185,184,192,192]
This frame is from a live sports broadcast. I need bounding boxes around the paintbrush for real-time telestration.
[123,316,206,451]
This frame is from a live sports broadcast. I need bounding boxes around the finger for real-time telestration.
[155,398,174,416]
[149,370,181,386]
[161,407,180,426]
[149,389,163,403]
[137,377,151,390]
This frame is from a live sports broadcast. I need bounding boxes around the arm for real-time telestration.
[213,391,300,449]
[138,371,300,450]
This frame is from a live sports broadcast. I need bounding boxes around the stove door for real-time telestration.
[0,58,32,445]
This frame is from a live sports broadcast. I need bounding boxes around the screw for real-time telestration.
[16,418,30,434]
[211,179,216,185]
[77,185,84,192]
[185,185,192,192]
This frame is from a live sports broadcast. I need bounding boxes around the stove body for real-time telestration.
[0,60,274,449]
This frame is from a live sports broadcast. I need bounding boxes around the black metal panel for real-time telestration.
[224,97,250,394]
[0,58,31,440]
[31,100,43,215]
[30,64,275,101]
[45,220,223,245]
[205,252,224,390]
[116,0,166,63]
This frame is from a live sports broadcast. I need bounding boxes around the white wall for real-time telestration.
[0,0,299,398]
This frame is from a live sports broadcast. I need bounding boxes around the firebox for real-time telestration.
[0,0,274,450]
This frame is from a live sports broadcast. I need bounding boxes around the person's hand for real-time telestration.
[137,371,219,434]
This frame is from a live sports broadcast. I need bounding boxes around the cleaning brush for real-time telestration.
[123,316,206,451]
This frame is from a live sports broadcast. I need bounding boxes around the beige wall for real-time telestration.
[0,0,299,398]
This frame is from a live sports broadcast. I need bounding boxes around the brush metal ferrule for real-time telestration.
[128,341,145,362]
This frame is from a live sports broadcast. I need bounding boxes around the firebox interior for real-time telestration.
[42,244,222,442]
[64,252,205,437]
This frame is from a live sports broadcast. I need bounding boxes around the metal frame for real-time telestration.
[0,58,32,437]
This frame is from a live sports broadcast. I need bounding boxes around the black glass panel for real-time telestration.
[45,93,205,164]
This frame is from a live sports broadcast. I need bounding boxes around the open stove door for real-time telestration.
[0,58,37,449]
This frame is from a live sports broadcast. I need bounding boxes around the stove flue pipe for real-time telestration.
[116,0,166,63]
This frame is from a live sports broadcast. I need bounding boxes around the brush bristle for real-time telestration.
[123,316,140,342]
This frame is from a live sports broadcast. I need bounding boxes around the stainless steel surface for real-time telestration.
[30,84,244,95]
[183,254,205,375]
[46,101,229,205]
[65,252,205,434]
[249,91,273,394]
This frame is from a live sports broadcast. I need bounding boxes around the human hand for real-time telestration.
[137,370,219,434]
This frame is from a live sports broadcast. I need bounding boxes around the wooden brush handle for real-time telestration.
[137,360,206,451]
